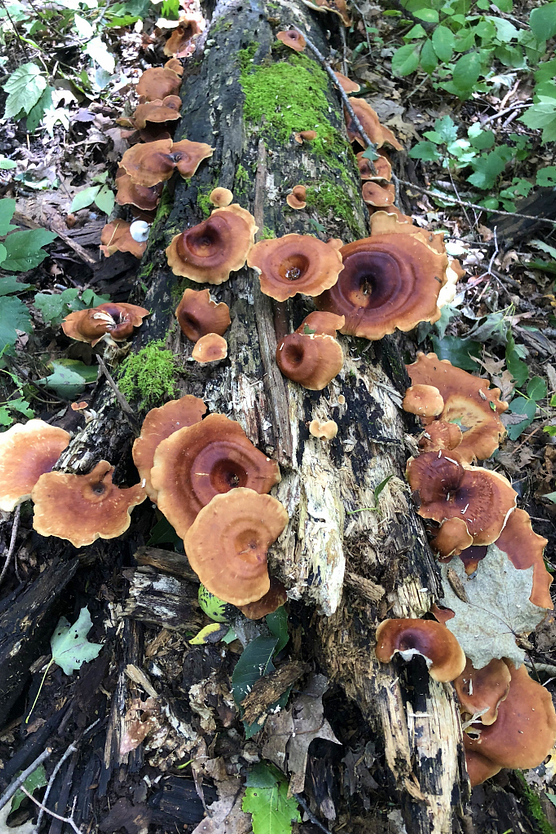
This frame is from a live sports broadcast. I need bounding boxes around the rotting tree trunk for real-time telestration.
[51,1,468,831]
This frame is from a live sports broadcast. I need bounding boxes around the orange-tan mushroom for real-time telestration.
[345,98,403,150]
[334,71,360,93]
[209,187,233,207]
[120,138,214,187]
[430,517,473,559]
[375,618,466,682]
[406,451,517,547]
[166,204,257,285]
[277,29,306,51]
[100,220,146,259]
[309,419,338,439]
[418,420,463,454]
[361,181,396,208]
[62,303,150,347]
[176,288,231,341]
[31,460,146,547]
[115,168,163,211]
[136,59,183,101]
[455,658,512,726]
[163,13,203,58]
[132,396,207,501]
[247,233,344,302]
[315,221,449,340]
[356,151,392,182]
[0,420,71,512]
[192,333,228,363]
[276,313,345,390]
[402,384,444,419]
[300,0,351,26]
[294,130,318,143]
[407,353,508,463]
[183,488,289,606]
[286,185,307,210]
[239,576,288,619]
[150,413,281,538]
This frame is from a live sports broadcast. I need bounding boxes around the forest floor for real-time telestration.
[1,0,556,832]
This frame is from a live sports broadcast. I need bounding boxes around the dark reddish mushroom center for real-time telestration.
[342,251,408,310]
[209,456,247,491]
[236,529,265,563]
[283,341,305,366]
[279,254,310,282]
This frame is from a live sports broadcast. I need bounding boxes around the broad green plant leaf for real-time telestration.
[11,765,47,812]
[420,38,439,73]
[505,396,537,440]
[537,167,556,186]
[409,141,440,161]
[51,607,103,675]
[85,37,115,73]
[0,276,32,295]
[3,63,46,119]
[243,763,301,834]
[452,52,482,94]
[0,158,16,170]
[0,198,16,235]
[2,228,56,272]
[266,607,289,653]
[520,97,556,143]
[430,335,481,370]
[26,86,54,133]
[543,492,556,503]
[432,24,455,61]
[392,43,421,76]
[70,185,100,213]
[530,2,556,42]
[440,545,547,670]
[0,295,33,354]
[505,331,528,386]
[37,359,96,399]
[94,185,115,215]
[232,635,278,738]
[527,376,547,401]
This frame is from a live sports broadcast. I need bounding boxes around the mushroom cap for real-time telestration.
[407,352,508,462]
[276,330,344,390]
[315,228,449,340]
[356,151,392,182]
[192,333,228,363]
[209,187,233,207]
[286,185,307,210]
[300,0,351,26]
[166,204,257,284]
[418,420,463,454]
[361,181,396,207]
[131,95,182,129]
[298,311,345,337]
[171,139,214,179]
[464,749,502,787]
[464,660,556,771]
[247,233,344,302]
[120,138,176,187]
[183,488,288,606]
[62,303,150,346]
[402,384,444,418]
[294,130,318,143]
[309,419,338,439]
[276,29,306,51]
[430,517,474,559]
[163,13,203,58]
[150,413,281,538]
[132,395,207,501]
[115,168,162,211]
[375,618,466,682]
[334,71,360,93]
[406,451,517,545]
[239,576,288,619]
[176,288,231,341]
[0,420,71,512]
[31,460,146,547]
[455,658,511,726]
[346,98,403,150]
[100,220,146,259]
[136,63,183,101]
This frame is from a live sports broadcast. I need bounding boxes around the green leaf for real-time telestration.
[519,99,556,143]
[468,123,495,149]
[432,24,455,61]
[0,276,32,295]
[70,185,100,213]
[3,63,46,119]
[37,359,94,398]
[452,51,483,92]
[0,198,16,235]
[535,57,556,84]
[11,765,47,812]
[0,158,17,170]
[506,396,537,440]
[430,335,481,370]
[231,636,278,707]
[74,12,94,38]
[530,2,556,42]
[537,166,556,186]
[406,23,427,38]
[243,763,301,834]
[94,185,115,215]
[491,0,512,10]
[266,607,289,653]
[51,607,103,676]
[147,516,181,547]
[413,7,438,21]
[392,43,422,76]
[453,29,476,52]
[0,295,33,354]
[527,376,547,401]
[420,38,439,73]
[542,492,556,504]
[489,16,519,42]
[434,114,459,144]
[409,141,441,161]
[467,146,513,189]
[85,37,115,73]
[505,331,529,387]
[2,228,56,272]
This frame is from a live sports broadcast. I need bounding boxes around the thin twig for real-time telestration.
[95,355,138,427]
[0,749,51,812]
[291,25,379,168]
[293,794,331,834]
[481,101,531,126]
[396,177,556,226]
[20,786,83,834]
[33,743,77,834]
[0,504,21,588]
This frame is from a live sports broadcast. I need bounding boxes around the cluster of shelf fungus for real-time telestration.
[2,22,555,796]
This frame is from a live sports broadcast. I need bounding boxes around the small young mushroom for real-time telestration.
[176,288,231,341]
[276,312,345,391]
[163,13,203,58]
[345,98,403,150]
[192,333,228,363]
[375,618,466,682]
[309,419,338,439]
[286,185,307,210]
[294,130,317,143]
[183,488,289,606]
[0,420,71,512]
[209,187,234,207]
[62,303,150,347]
[402,384,444,419]
[356,151,392,182]
[277,29,306,51]
[32,460,146,547]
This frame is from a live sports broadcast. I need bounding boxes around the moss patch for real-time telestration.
[305,182,359,234]
[197,186,214,217]
[118,339,178,409]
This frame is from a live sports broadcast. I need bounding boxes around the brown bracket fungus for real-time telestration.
[406,450,517,547]
[286,185,307,210]
[276,313,345,391]
[276,29,306,51]
[0,420,71,512]
[418,420,463,455]
[163,13,203,58]
[402,384,444,419]
[334,71,360,93]
[31,460,146,547]
[62,303,150,347]
[315,224,449,340]
[135,59,184,101]
[132,395,207,501]
[294,130,318,143]
[430,517,473,559]
[183,488,288,606]
[209,187,233,207]
[375,618,466,682]
[345,98,403,150]
[120,138,214,188]
[166,204,257,285]
[100,220,146,259]
[247,233,344,302]
[455,657,512,727]
[150,413,281,538]
[361,181,396,208]
[192,333,228,363]
[356,151,392,182]
[239,576,288,619]
[115,168,163,211]
[128,95,182,141]
[406,352,508,463]
[176,288,231,341]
